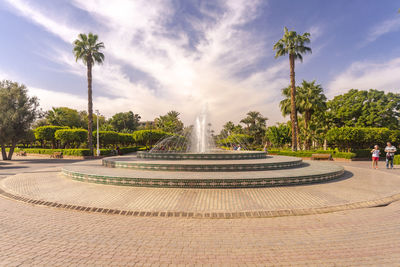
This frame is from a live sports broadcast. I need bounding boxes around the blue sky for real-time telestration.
[0,0,399,128]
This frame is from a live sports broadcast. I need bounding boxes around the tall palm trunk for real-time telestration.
[87,59,94,155]
[304,110,311,150]
[289,54,298,151]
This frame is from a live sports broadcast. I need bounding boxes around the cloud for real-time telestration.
[364,16,400,44]
[327,57,400,97]
[3,0,290,129]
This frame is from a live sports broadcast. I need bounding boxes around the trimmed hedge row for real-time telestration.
[12,146,145,156]
[267,149,356,159]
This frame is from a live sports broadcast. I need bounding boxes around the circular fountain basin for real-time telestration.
[137,151,267,160]
[102,156,303,172]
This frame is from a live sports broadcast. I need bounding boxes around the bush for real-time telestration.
[55,128,87,148]
[34,126,69,148]
[132,130,171,148]
[11,146,143,156]
[394,155,400,165]
[267,149,356,159]
[218,134,254,148]
[326,127,396,151]
[93,131,120,147]
[118,133,135,146]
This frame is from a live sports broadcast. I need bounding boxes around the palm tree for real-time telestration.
[240,111,268,145]
[73,33,105,155]
[297,80,327,149]
[274,27,311,151]
[279,85,301,148]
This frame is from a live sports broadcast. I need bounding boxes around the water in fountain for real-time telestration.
[190,106,214,153]
[149,105,250,153]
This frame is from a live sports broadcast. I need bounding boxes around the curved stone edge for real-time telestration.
[102,158,303,172]
[61,168,345,188]
[1,184,399,219]
[136,151,267,160]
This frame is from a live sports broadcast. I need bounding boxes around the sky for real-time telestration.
[0,0,399,130]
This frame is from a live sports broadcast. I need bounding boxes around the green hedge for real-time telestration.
[12,146,144,156]
[267,149,356,159]
[55,128,87,148]
[394,155,400,165]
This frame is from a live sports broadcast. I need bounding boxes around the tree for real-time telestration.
[55,129,88,148]
[274,27,311,151]
[219,121,243,137]
[296,80,327,149]
[280,85,300,148]
[0,80,40,160]
[155,111,184,134]
[240,111,268,145]
[327,89,400,129]
[34,126,69,148]
[108,111,141,132]
[73,33,105,155]
[265,124,291,148]
[46,107,82,128]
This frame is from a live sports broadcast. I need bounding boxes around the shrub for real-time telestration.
[118,133,135,146]
[326,127,396,151]
[93,131,120,147]
[394,155,400,165]
[132,130,171,148]
[34,126,69,148]
[55,128,87,148]
[218,134,254,148]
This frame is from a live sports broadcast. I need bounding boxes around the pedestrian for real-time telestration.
[237,145,241,151]
[384,142,397,169]
[371,145,380,169]
[263,143,268,153]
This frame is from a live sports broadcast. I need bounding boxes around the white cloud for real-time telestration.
[365,16,400,44]
[327,57,400,97]
[3,0,290,129]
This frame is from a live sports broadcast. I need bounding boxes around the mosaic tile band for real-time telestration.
[136,151,267,160]
[61,168,344,188]
[102,158,303,172]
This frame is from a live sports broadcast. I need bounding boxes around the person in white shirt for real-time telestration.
[384,142,397,169]
[371,145,380,169]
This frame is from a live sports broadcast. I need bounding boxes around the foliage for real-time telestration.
[273,26,312,151]
[155,111,184,134]
[265,124,291,148]
[19,129,36,148]
[92,131,120,147]
[34,126,69,148]
[394,155,400,165]
[218,134,254,148]
[73,32,105,155]
[55,128,88,148]
[132,130,172,149]
[0,80,40,160]
[108,111,141,133]
[326,127,395,151]
[240,111,268,145]
[46,107,83,128]
[327,89,400,129]
[219,121,243,137]
[11,147,143,156]
[267,149,356,159]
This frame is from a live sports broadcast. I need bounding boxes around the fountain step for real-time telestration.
[137,151,267,160]
[102,156,303,172]
[62,161,344,188]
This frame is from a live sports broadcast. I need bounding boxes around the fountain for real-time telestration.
[61,108,344,188]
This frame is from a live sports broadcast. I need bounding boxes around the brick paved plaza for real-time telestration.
[1,156,400,265]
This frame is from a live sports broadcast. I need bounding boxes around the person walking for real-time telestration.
[371,145,380,169]
[384,142,397,169]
